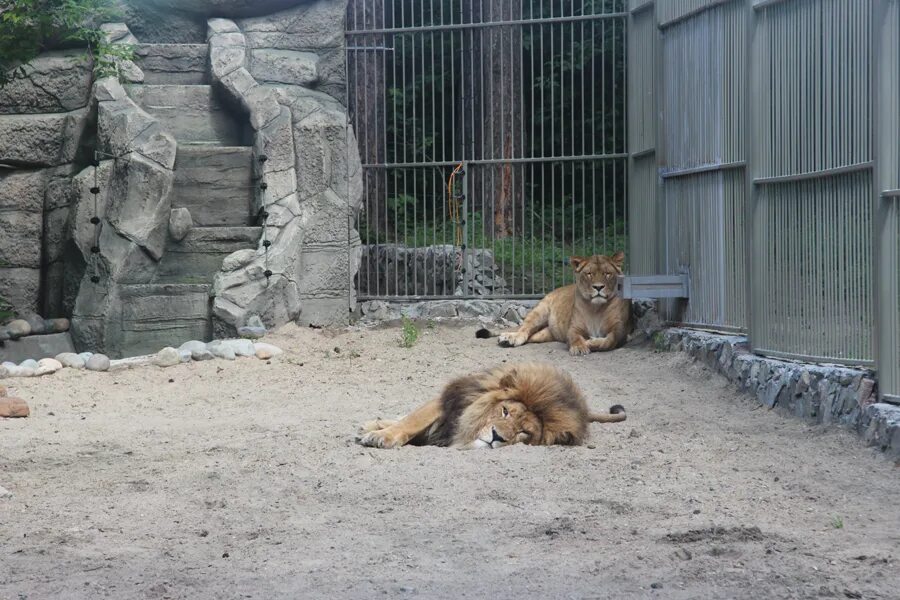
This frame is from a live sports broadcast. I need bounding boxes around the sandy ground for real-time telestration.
[1,321,899,600]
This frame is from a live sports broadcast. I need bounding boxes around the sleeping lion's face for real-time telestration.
[465,400,543,450]
[571,252,625,305]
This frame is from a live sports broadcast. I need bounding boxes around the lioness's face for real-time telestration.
[469,400,543,450]
[571,252,625,305]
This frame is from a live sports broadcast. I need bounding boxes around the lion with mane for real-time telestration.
[357,363,625,450]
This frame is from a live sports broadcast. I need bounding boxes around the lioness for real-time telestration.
[477,252,631,356]
[356,362,625,449]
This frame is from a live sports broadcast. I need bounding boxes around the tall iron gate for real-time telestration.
[346,0,628,300]
[628,0,900,402]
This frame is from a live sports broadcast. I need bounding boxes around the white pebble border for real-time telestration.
[0,339,284,378]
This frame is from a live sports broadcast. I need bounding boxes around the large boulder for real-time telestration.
[0,109,89,167]
[0,50,93,115]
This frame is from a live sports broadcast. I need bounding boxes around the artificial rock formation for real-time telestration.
[0,50,93,315]
[208,12,362,331]
[2,2,362,357]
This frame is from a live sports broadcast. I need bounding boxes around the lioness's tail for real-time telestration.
[475,327,500,339]
[589,404,626,423]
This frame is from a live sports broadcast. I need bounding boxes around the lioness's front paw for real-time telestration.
[357,429,407,449]
[499,332,528,347]
[569,341,590,356]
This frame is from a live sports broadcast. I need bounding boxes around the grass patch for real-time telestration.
[830,516,844,529]
[399,316,419,348]
[652,332,667,353]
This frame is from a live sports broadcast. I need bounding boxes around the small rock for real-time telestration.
[0,328,9,342]
[46,318,70,333]
[628,429,641,439]
[169,207,193,241]
[0,485,11,498]
[220,339,255,357]
[193,350,215,361]
[6,319,31,339]
[85,354,111,372]
[154,347,181,368]
[0,397,30,418]
[23,314,46,335]
[206,341,236,361]
[650,583,663,590]
[56,352,85,369]
[7,366,36,377]
[253,342,283,360]
[222,249,257,271]
[178,340,214,361]
[35,358,63,376]
[19,359,38,370]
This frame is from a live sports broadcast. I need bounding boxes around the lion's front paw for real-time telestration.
[569,340,591,356]
[357,428,408,449]
[499,332,528,347]
[359,418,398,434]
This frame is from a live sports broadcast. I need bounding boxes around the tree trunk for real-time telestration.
[469,0,523,240]
[347,0,388,240]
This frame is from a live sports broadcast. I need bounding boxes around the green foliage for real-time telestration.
[830,516,844,529]
[399,316,419,348]
[93,40,135,79]
[0,0,128,87]
[652,332,667,353]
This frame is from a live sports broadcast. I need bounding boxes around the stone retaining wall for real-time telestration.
[660,328,900,457]
[358,245,509,298]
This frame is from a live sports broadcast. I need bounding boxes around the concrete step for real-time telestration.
[134,44,209,85]
[125,84,249,145]
[156,226,262,284]
[116,283,212,355]
[172,145,255,226]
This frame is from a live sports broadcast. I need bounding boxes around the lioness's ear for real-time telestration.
[570,256,587,272]
[609,251,625,271]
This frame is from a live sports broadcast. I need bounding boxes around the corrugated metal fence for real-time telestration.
[628,0,899,401]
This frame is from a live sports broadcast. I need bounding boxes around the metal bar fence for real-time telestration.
[750,0,874,366]
[629,0,897,399]
[873,0,900,401]
[347,0,628,302]
[627,0,660,276]
[656,0,750,331]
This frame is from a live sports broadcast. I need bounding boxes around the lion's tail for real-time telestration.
[475,327,500,339]
[589,404,627,423]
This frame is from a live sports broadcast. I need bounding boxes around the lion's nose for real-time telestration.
[593,284,605,291]
[490,427,506,444]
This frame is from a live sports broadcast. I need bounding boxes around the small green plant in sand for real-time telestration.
[652,331,667,353]
[830,516,844,529]
[399,316,419,348]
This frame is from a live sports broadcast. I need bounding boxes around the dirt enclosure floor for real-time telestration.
[1,322,899,599]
